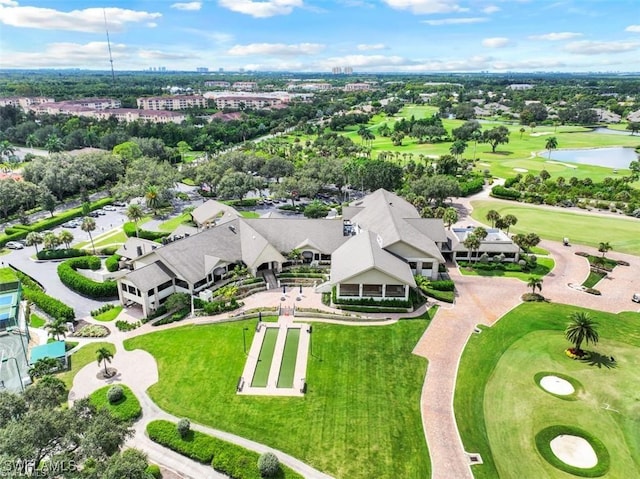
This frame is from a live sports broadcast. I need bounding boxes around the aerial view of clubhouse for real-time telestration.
[116,189,519,317]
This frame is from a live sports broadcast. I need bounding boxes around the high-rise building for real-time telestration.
[344,66,353,74]
[332,66,342,74]
[196,67,209,73]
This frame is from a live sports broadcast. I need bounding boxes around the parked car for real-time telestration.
[63,220,79,228]
[633,293,640,303]
[88,211,100,217]
[112,201,127,207]
[95,209,106,215]
[6,241,24,250]
[103,205,117,211]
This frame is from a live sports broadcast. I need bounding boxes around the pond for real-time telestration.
[590,127,635,136]
[547,147,638,169]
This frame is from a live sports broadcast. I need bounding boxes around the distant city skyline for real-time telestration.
[1,0,640,73]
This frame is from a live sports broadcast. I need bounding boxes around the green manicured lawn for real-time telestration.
[239,211,260,219]
[0,267,17,283]
[277,328,300,388]
[458,257,555,281]
[124,319,430,479]
[471,200,640,255]
[29,313,46,328]
[529,246,550,255]
[56,342,116,389]
[583,271,606,288]
[251,327,278,387]
[93,306,123,322]
[75,228,128,249]
[455,302,640,479]
[89,384,142,422]
[158,212,194,232]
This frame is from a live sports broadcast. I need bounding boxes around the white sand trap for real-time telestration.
[546,161,578,169]
[540,375,574,395]
[479,162,491,166]
[513,167,528,172]
[530,131,553,137]
[550,435,598,468]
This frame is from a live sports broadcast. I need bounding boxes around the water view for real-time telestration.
[548,147,638,169]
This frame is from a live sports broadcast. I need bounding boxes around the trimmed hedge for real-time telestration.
[331,287,411,308]
[22,287,75,321]
[105,254,121,272]
[37,248,87,261]
[459,177,484,197]
[428,280,455,292]
[422,288,455,303]
[123,222,170,241]
[146,420,303,479]
[57,257,118,299]
[490,185,521,200]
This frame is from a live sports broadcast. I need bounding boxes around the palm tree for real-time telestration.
[0,140,16,162]
[519,127,526,139]
[59,230,74,249]
[474,226,488,241]
[449,140,467,159]
[598,242,612,259]
[25,232,43,255]
[463,233,481,263]
[527,276,543,295]
[442,207,458,230]
[96,347,114,377]
[502,214,518,234]
[45,318,67,341]
[29,357,60,380]
[565,312,599,354]
[486,210,500,228]
[43,232,60,251]
[45,134,64,154]
[126,204,144,237]
[81,216,97,254]
[145,185,160,215]
[545,136,558,160]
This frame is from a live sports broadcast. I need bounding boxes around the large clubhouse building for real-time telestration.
[116,189,518,316]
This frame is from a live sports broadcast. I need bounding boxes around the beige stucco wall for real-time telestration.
[342,268,407,286]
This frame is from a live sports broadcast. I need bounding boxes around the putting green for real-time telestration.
[251,327,278,387]
[277,327,300,388]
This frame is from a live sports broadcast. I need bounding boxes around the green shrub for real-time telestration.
[331,287,411,308]
[36,249,87,260]
[258,452,280,478]
[491,185,521,200]
[89,384,142,422]
[146,420,217,463]
[74,324,109,337]
[153,307,190,326]
[177,418,191,438]
[91,304,115,316]
[422,288,455,303]
[458,177,484,197]
[145,465,161,479]
[123,222,170,241]
[105,254,121,272]
[115,320,140,332]
[107,385,124,404]
[428,280,455,291]
[99,246,119,256]
[21,287,75,321]
[57,257,118,299]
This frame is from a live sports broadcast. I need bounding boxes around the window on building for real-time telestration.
[362,284,383,297]
[385,284,405,297]
[339,284,359,296]
[175,278,189,290]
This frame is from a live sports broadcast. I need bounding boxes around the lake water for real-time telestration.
[590,127,634,136]
[548,147,638,169]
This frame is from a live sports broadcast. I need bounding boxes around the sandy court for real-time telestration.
[550,435,598,468]
[540,375,574,395]
[513,167,528,172]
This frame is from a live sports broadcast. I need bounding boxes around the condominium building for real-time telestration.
[0,96,54,108]
[204,81,231,88]
[344,83,372,92]
[232,82,258,91]
[136,95,207,111]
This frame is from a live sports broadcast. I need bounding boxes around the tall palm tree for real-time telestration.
[449,140,467,159]
[59,230,74,249]
[527,276,543,295]
[96,347,114,377]
[43,232,60,251]
[81,216,97,255]
[45,318,67,341]
[443,207,458,230]
[0,140,16,162]
[25,232,43,255]
[474,226,488,241]
[598,242,612,259]
[565,312,599,354]
[486,210,500,228]
[145,185,160,215]
[545,136,558,160]
[29,357,60,380]
[503,214,518,234]
[126,204,144,237]
[519,127,526,139]
[463,233,481,263]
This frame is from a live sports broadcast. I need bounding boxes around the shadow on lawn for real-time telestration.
[581,351,617,369]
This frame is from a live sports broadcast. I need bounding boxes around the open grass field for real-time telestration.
[251,326,278,387]
[455,302,640,479]
[277,327,300,388]
[458,257,555,281]
[471,200,640,255]
[124,318,430,479]
[56,341,115,389]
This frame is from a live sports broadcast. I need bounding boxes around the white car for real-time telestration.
[6,241,24,250]
[103,205,117,211]
[633,293,640,303]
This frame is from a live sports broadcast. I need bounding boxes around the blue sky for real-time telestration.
[1,0,639,72]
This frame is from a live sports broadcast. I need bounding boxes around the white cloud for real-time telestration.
[171,2,202,11]
[625,25,640,33]
[357,43,386,51]
[227,42,325,56]
[482,37,510,48]
[483,5,500,14]
[528,32,582,41]
[139,50,197,60]
[0,0,18,5]
[0,4,161,33]
[564,40,639,55]
[0,41,129,68]
[383,0,467,14]
[218,0,303,18]
[423,17,487,25]
[319,54,416,70]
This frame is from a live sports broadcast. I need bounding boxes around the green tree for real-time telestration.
[81,216,97,254]
[486,209,500,228]
[411,175,461,205]
[176,140,192,163]
[449,140,467,159]
[144,185,160,214]
[45,318,67,341]
[0,140,16,162]
[519,127,525,139]
[112,141,143,163]
[474,226,488,241]
[39,189,57,217]
[25,232,43,255]
[598,241,612,258]
[97,347,114,377]
[565,311,599,354]
[126,204,144,237]
[502,214,518,234]
[164,292,191,313]
[442,207,458,230]
[482,126,510,153]
[43,232,61,250]
[545,136,558,160]
[28,357,60,380]
[304,200,330,218]
[462,233,481,263]
[527,276,543,295]
[626,122,640,135]
[217,171,256,200]
[59,229,74,249]
[45,134,64,154]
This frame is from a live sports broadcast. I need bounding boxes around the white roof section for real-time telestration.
[191,199,238,226]
[115,237,159,260]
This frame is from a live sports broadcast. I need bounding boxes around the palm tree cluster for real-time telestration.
[485,210,518,234]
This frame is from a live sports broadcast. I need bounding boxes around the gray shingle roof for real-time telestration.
[126,261,175,292]
[244,218,347,254]
[191,199,238,226]
[116,237,159,260]
[330,231,416,286]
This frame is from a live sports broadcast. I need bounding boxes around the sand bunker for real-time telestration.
[540,375,574,395]
[478,162,491,166]
[550,435,598,468]
[530,131,553,137]
[513,167,528,173]
[546,160,577,169]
